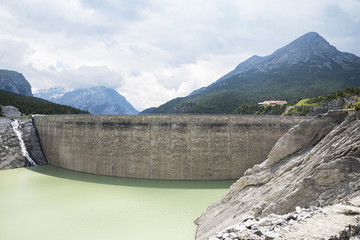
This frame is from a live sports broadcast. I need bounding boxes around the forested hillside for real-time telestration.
[0,89,88,115]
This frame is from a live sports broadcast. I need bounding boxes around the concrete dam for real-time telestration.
[33,115,307,180]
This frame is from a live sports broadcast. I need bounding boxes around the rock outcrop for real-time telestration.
[0,69,33,96]
[196,110,360,240]
[206,197,360,240]
[1,105,22,118]
[0,119,47,169]
[20,119,47,166]
[0,120,24,169]
[286,95,360,117]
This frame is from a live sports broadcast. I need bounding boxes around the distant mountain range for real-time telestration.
[0,68,138,115]
[34,87,139,115]
[145,32,360,114]
[0,69,33,97]
[0,89,88,116]
[0,69,88,115]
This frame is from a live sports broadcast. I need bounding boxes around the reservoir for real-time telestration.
[0,165,234,240]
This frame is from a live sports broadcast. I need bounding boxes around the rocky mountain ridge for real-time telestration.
[196,110,360,239]
[0,69,32,96]
[35,86,139,115]
[217,32,360,83]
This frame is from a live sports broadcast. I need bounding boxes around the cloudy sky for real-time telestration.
[0,0,360,110]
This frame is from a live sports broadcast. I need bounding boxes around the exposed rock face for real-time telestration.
[1,105,22,118]
[0,69,33,96]
[0,119,47,169]
[20,119,47,166]
[0,120,24,169]
[196,110,360,240]
[206,197,360,240]
[267,111,348,165]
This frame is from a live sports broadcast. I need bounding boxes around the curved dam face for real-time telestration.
[33,115,306,180]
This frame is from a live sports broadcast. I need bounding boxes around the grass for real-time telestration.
[345,101,360,110]
[295,98,322,107]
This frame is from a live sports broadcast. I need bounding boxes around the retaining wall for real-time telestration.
[33,115,307,180]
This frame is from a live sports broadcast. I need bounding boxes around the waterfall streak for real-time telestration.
[11,120,37,166]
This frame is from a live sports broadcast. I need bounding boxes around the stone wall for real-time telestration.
[33,115,306,180]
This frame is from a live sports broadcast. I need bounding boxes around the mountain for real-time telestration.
[32,87,71,102]
[0,89,88,115]
[139,107,157,115]
[148,32,360,114]
[34,86,139,115]
[0,69,33,96]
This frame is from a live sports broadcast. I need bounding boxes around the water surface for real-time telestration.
[0,165,233,240]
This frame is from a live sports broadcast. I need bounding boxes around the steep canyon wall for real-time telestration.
[33,115,306,180]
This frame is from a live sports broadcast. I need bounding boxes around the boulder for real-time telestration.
[267,110,347,166]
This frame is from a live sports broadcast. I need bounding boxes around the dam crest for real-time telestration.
[34,115,307,180]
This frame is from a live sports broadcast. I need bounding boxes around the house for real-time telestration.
[258,100,287,106]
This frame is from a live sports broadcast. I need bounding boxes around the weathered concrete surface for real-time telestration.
[195,111,360,240]
[33,115,306,180]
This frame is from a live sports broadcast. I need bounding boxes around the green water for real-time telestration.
[0,165,233,240]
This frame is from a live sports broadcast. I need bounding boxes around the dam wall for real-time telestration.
[33,115,307,180]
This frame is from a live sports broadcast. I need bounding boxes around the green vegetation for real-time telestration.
[306,87,360,105]
[345,101,360,110]
[150,62,360,114]
[284,107,310,116]
[0,89,89,115]
[356,102,360,111]
[232,102,287,115]
[285,86,360,116]
[295,98,322,107]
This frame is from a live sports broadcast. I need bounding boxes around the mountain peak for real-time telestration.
[294,31,323,42]
[274,31,337,58]
[218,32,353,81]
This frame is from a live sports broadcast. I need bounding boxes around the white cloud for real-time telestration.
[0,0,359,110]
[0,39,32,67]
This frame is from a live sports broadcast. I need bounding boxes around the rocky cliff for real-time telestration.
[196,110,360,239]
[0,69,33,96]
[0,119,47,169]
